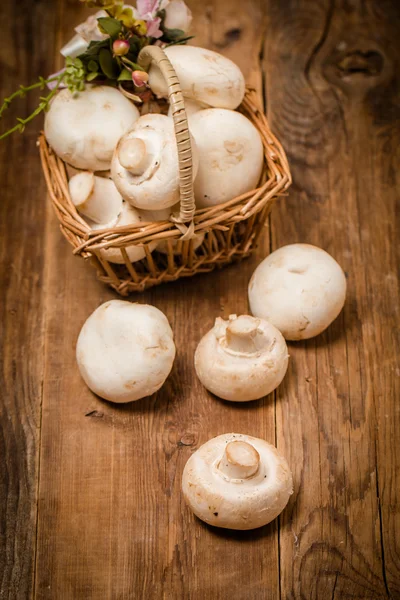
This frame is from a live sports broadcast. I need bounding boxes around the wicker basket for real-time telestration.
[39,46,291,296]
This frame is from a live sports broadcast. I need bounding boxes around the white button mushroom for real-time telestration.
[189,109,264,208]
[69,174,158,263]
[182,433,293,530]
[148,45,245,110]
[76,300,176,403]
[96,203,158,264]
[195,314,289,401]
[248,244,347,340]
[138,206,174,223]
[69,171,123,225]
[167,98,206,120]
[44,86,140,171]
[111,114,199,210]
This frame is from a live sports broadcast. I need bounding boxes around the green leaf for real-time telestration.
[128,35,140,55]
[78,39,110,60]
[97,17,122,39]
[86,71,100,81]
[66,56,83,68]
[139,36,149,49]
[88,60,98,72]
[117,68,132,82]
[162,27,185,41]
[99,48,118,79]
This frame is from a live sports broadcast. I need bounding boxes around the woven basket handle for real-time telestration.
[138,45,195,224]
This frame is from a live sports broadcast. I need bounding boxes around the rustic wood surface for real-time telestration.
[0,0,399,598]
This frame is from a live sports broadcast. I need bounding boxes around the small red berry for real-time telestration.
[113,39,130,56]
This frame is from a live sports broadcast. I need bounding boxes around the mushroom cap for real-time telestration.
[44,85,140,171]
[148,45,245,109]
[94,203,158,264]
[182,433,293,530]
[139,205,176,223]
[111,114,199,210]
[194,314,289,401]
[76,300,176,403]
[248,244,347,340]
[167,98,207,120]
[189,109,264,208]
[69,171,123,224]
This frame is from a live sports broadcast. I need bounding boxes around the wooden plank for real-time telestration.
[0,1,60,597]
[34,1,282,598]
[264,0,400,597]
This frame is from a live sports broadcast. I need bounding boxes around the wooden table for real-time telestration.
[1,0,399,598]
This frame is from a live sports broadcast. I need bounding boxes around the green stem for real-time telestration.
[121,56,144,71]
[0,74,65,141]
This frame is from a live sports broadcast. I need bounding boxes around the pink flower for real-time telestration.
[136,0,159,15]
[136,0,164,38]
[146,17,163,38]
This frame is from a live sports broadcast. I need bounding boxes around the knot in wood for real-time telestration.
[178,433,196,447]
[334,50,384,78]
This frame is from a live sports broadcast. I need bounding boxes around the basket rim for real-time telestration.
[39,87,291,259]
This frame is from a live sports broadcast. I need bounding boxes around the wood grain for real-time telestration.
[0,0,399,598]
[265,0,400,598]
[0,1,59,597]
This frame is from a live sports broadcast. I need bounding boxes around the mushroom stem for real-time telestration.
[217,441,260,480]
[118,138,152,175]
[224,315,264,354]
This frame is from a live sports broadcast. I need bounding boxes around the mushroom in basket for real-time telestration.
[44,85,140,171]
[68,172,159,264]
[149,45,245,110]
[111,113,199,211]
